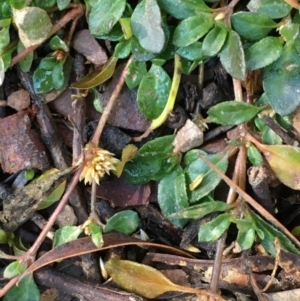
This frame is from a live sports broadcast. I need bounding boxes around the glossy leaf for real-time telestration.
[104,210,140,234]
[173,14,213,47]
[247,0,291,19]
[245,37,283,70]
[125,135,179,184]
[71,56,118,89]
[158,166,189,227]
[198,213,231,242]
[33,67,55,93]
[202,24,228,57]
[4,276,40,301]
[4,261,26,279]
[137,64,171,119]
[156,0,195,19]
[0,25,10,50]
[256,143,300,190]
[53,226,82,248]
[207,101,263,125]
[114,39,131,59]
[251,210,300,256]
[237,228,255,250]
[37,180,66,210]
[57,0,71,10]
[33,0,56,8]
[181,0,212,12]
[17,41,33,72]
[220,30,245,80]
[231,12,277,41]
[49,35,69,52]
[131,35,156,61]
[185,151,229,203]
[13,7,52,48]
[87,0,126,37]
[119,18,133,40]
[125,60,147,89]
[168,198,230,220]
[263,43,300,116]
[280,23,299,42]
[131,0,165,53]
[247,144,264,166]
[52,62,64,89]
[88,222,103,248]
[176,42,203,61]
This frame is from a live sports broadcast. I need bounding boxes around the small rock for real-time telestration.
[72,29,108,65]
[7,89,30,111]
[56,204,77,227]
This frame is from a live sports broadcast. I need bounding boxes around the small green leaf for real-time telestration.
[237,228,255,250]
[119,18,133,40]
[87,0,126,37]
[37,180,66,210]
[156,0,195,19]
[198,213,231,242]
[245,37,283,70]
[280,23,299,42]
[207,101,263,125]
[88,222,103,248]
[53,226,82,248]
[261,125,282,145]
[137,64,171,119]
[185,151,229,203]
[49,35,69,52]
[125,60,147,89]
[9,0,27,9]
[131,36,155,61]
[0,25,10,50]
[131,0,165,53]
[33,0,56,8]
[231,12,277,41]
[181,0,212,12]
[247,0,291,19]
[33,68,55,93]
[91,88,103,113]
[52,62,64,90]
[4,261,26,279]
[247,145,264,166]
[13,7,52,48]
[57,0,71,10]
[168,198,230,220]
[104,210,140,234]
[263,42,300,116]
[114,39,131,59]
[24,169,35,181]
[202,24,228,57]
[158,166,189,228]
[17,41,33,72]
[4,275,40,301]
[220,30,245,80]
[72,56,118,89]
[173,14,213,47]
[176,42,203,61]
[0,228,7,243]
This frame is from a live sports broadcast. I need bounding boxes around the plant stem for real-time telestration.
[90,55,133,145]
[10,4,84,67]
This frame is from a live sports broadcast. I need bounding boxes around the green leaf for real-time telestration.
[0,2,11,19]
[4,261,26,279]
[52,62,64,90]
[17,41,33,72]
[156,0,196,19]
[185,151,229,203]
[198,213,231,242]
[247,144,264,166]
[88,222,103,248]
[91,88,103,113]
[220,30,245,80]
[137,64,171,119]
[158,166,189,228]
[131,35,156,61]
[4,275,40,301]
[33,68,56,93]
[49,35,69,52]
[168,198,230,220]
[176,42,204,61]
[9,0,27,9]
[24,169,35,180]
[71,56,118,89]
[280,23,299,42]
[247,0,291,19]
[0,228,7,243]
[0,25,10,50]
[0,57,5,86]
[231,12,277,41]
[202,24,228,57]
[131,0,165,53]
[33,0,56,8]
[263,42,300,116]
[245,37,283,70]
[57,0,71,10]
[37,180,66,210]
[125,60,147,89]
[125,135,179,184]
[207,101,263,125]
[104,210,140,234]
[119,18,133,40]
[261,125,282,145]
[114,39,131,59]
[53,226,82,248]
[87,0,126,37]
[173,14,213,47]
[237,228,255,250]
[13,7,52,48]
[181,0,212,12]
[251,210,300,256]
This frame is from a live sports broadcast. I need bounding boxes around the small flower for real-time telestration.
[80,143,119,185]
